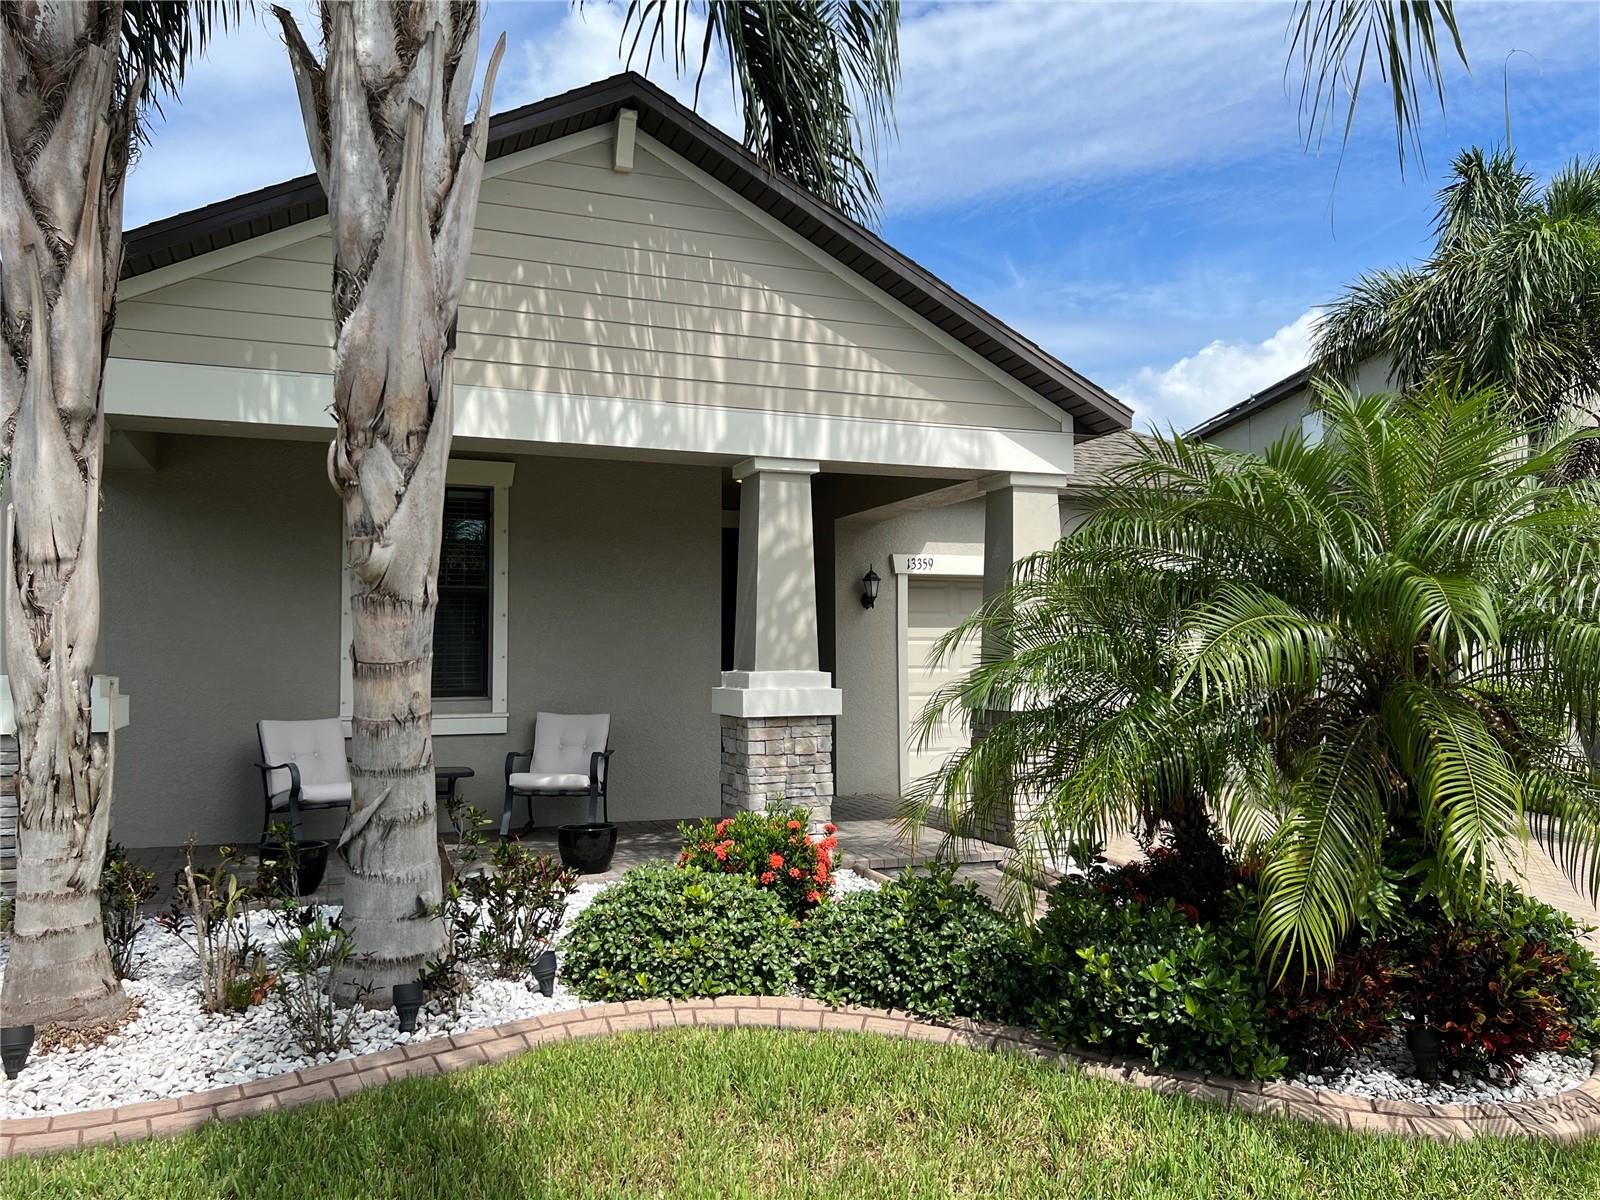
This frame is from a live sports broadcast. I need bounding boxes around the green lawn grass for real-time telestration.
[3,1028,1595,1199]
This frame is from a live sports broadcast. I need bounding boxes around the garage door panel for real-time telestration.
[906,578,983,785]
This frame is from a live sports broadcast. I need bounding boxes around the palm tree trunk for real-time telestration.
[0,3,137,1030]
[275,0,504,1004]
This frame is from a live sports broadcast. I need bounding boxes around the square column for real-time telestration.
[712,458,841,825]
[972,473,1066,847]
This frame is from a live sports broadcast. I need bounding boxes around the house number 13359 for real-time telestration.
[905,556,935,571]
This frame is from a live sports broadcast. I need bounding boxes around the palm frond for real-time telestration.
[619,0,898,223]
[120,2,247,141]
[1288,0,1467,176]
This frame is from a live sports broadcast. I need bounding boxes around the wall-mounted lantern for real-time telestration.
[860,566,882,610]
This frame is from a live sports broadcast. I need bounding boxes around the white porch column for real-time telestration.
[712,458,841,824]
[981,472,1067,658]
[973,473,1066,846]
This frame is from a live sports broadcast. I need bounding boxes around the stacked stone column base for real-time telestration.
[719,716,834,828]
[1,735,16,898]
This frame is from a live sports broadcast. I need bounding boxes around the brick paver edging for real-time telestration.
[2,997,1597,1156]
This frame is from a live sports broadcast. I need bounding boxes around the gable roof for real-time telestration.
[121,72,1131,436]
[1185,365,1313,439]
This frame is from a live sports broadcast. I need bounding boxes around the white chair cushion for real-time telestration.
[268,781,353,810]
[530,712,610,777]
[258,719,350,796]
[508,772,590,793]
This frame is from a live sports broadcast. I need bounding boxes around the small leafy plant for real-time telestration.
[678,805,837,916]
[100,842,158,980]
[562,866,796,1001]
[273,910,361,1055]
[458,840,578,977]
[798,864,1032,1022]
[157,840,269,1014]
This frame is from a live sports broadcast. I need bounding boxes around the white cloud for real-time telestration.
[1117,310,1318,432]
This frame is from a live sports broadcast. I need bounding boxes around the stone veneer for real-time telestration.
[3,996,1597,1157]
[1,734,16,898]
[719,715,834,826]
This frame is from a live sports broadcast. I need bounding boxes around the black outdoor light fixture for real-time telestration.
[1,1024,35,1080]
[393,981,425,1033]
[860,565,881,609]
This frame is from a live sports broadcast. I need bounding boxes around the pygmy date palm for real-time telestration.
[912,381,1600,976]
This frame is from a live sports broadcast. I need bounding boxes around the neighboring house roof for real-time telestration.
[121,72,1131,436]
[1186,365,1312,439]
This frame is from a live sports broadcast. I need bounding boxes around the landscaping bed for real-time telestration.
[0,859,874,1120]
[4,805,1597,1136]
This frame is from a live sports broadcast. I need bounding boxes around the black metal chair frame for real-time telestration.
[255,725,353,843]
[501,729,615,839]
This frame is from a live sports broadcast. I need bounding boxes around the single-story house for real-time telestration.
[1,72,1135,860]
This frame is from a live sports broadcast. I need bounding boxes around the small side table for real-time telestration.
[435,766,475,808]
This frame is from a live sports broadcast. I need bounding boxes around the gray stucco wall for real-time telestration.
[99,433,721,846]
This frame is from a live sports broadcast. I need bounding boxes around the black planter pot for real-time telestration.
[1406,1026,1442,1084]
[558,822,618,874]
[1,1024,35,1081]
[393,981,425,1033]
[256,840,330,897]
[531,949,558,998]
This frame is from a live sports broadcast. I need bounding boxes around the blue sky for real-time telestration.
[129,1,1600,432]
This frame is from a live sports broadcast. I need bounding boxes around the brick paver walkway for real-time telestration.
[2,997,1596,1157]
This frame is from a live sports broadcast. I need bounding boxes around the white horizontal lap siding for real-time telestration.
[112,138,1060,434]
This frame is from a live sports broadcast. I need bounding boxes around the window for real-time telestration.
[340,460,514,736]
[434,486,493,698]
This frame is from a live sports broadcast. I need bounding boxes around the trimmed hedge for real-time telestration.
[560,866,796,1001]
[798,866,1032,1023]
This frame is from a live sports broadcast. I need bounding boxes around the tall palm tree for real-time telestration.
[1,0,235,1030]
[272,0,507,1003]
[1316,147,1600,465]
[269,0,900,1003]
[913,382,1600,977]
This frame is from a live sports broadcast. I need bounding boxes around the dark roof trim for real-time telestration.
[122,72,1131,436]
[1186,364,1313,439]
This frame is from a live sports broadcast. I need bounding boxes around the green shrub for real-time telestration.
[797,865,1032,1022]
[678,805,837,916]
[1032,869,1287,1080]
[561,866,797,1001]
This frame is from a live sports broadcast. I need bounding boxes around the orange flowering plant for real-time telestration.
[678,804,837,916]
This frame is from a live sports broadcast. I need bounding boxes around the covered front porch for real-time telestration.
[1,416,1070,860]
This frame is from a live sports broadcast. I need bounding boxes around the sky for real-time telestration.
[128,0,1600,432]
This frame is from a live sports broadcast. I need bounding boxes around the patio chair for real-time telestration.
[256,719,353,842]
[502,712,614,838]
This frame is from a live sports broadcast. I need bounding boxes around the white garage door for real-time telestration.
[905,578,985,787]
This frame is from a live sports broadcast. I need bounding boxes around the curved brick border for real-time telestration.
[2,997,1597,1156]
